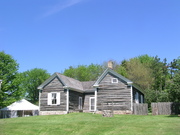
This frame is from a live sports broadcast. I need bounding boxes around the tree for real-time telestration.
[117,55,171,104]
[0,51,23,107]
[167,72,180,102]
[170,57,180,78]
[20,68,50,104]
[63,64,104,81]
[119,55,154,90]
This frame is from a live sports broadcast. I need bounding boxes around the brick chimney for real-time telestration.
[108,61,113,69]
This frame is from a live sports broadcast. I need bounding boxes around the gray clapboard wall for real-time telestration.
[97,73,131,111]
[40,77,67,111]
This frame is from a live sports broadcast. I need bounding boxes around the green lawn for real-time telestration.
[0,113,180,135]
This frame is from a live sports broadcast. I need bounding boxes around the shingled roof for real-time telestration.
[56,73,84,91]
[38,68,138,93]
[37,72,95,92]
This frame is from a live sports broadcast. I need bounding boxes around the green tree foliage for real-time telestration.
[117,55,173,104]
[115,65,128,78]
[151,57,169,91]
[20,68,50,104]
[169,57,180,78]
[167,72,180,102]
[0,51,23,107]
[118,55,154,90]
[63,64,104,81]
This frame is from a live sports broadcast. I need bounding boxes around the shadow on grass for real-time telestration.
[165,115,180,117]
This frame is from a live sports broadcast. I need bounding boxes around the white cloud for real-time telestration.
[43,0,83,17]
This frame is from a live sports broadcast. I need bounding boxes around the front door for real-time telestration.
[89,97,95,111]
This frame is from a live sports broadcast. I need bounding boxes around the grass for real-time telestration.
[0,113,180,135]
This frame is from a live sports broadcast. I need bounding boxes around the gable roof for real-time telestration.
[38,68,139,93]
[37,72,94,92]
[57,73,84,91]
[37,72,64,90]
[93,68,133,87]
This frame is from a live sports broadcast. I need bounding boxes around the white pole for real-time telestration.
[66,89,69,112]
[130,85,133,112]
[39,89,41,111]
[94,88,97,112]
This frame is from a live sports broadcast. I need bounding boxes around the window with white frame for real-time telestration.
[89,97,95,111]
[111,78,118,83]
[47,92,60,105]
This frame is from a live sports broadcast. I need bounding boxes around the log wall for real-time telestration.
[97,73,131,111]
[40,77,67,111]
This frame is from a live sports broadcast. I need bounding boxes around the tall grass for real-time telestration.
[0,113,180,135]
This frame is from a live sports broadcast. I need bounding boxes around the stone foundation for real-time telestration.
[95,110,132,115]
[39,110,132,115]
[39,111,68,115]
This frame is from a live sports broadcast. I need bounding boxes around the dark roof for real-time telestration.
[81,81,95,90]
[38,72,94,92]
[38,68,139,93]
[56,73,84,91]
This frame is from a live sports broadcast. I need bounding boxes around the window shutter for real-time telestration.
[57,92,60,105]
[47,93,51,105]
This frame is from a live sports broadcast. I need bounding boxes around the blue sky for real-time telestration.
[0,0,180,74]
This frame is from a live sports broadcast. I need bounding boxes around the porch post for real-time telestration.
[66,89,69,112]
[130,85,133,112]
[39,89,42,111]
[94,88,97,112]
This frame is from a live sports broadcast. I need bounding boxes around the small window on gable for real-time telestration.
[112,78,118,83]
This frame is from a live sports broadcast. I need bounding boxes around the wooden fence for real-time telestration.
[151,102,180,115]
[133,103,148,115]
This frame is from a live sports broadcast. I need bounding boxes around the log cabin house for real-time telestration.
[38,64,144,115]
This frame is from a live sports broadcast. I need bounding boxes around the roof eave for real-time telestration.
[63,86,84,93]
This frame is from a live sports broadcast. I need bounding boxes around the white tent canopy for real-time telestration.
[0,99,39,118]
[1,99,39,111]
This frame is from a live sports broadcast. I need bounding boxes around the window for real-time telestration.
[52,93,57,104]
[111,78,118,83]
[89,97,95,111]
[79,97,82,110]
[140,95,143,103]
[47,92,60,105]
[135,92,139,103]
